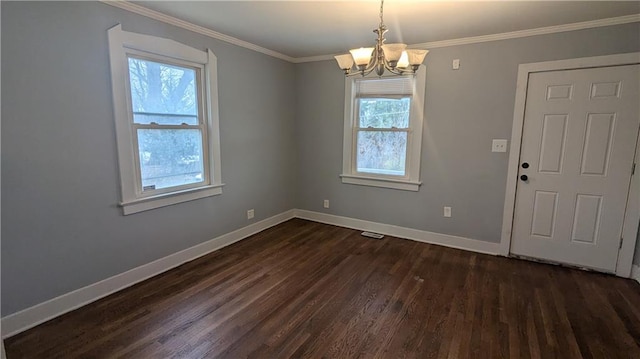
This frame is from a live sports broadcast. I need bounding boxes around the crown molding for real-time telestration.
[409,13,640,51]
[295,13,640,63]
[101,1,639,65]
[291,54,344,64]
[100,0,295,63]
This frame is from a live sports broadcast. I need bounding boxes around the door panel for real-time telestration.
[580,113,615,175]
[531,191,558,237]
[538,114,568,173]
[511,64,639,272]
[570,194,601,244]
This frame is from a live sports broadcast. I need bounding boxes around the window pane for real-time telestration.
[137,129,204,190]
[358,98,410,128]
[357,131,407,176]
[128,57,198,124]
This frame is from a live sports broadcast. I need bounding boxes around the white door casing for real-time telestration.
[501,53,640,277]
[511,65,639,272]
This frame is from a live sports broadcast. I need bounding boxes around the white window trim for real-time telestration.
[108,24,223,215]
[340,68,426,191]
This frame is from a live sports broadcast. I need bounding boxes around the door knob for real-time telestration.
[521,162,529,169]
[520,175,528,181]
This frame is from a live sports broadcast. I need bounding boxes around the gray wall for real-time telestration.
[2,2,640,318]
[294,23,640,247]
[1,2,296,315]
[635,224,640,265]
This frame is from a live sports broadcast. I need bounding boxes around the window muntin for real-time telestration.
[126,55,209,195]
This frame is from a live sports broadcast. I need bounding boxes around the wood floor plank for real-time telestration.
[5,219,640,358]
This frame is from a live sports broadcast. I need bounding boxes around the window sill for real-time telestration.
[340,174,421,191]
[120,184,224,215]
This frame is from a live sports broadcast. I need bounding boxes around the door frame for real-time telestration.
[499,52,640,277]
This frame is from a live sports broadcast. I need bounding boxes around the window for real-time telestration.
[341,69,426,191]
[108,25,223,215]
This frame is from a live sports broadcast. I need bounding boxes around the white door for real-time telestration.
[511,64,639,272]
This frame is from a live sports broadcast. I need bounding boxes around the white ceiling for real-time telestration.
[131,1,640,59]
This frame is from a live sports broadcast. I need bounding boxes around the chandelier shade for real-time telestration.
[381,43,406,63]
[406,49,429,65]
[350,47,375,68]
[335,0,429,77]
[334,54,355,70]
[397,51,409,68]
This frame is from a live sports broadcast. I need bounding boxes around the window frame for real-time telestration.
[108,24,223,215]
[341,68,426,191]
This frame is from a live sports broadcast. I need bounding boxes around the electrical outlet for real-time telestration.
[323,199,330,208]
[492,139,508,153]
[444,206,452,218]
[452,59,460,70]
[247,209,254,219]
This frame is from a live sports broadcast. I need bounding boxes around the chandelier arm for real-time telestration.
[384,62,415,76]
[346,66,376,78]
[384,66,406,76]
[382,56,412,76]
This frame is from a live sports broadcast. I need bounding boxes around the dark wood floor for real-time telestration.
[5,219,640,358]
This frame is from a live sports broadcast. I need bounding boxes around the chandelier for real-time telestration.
[334,0,429,77]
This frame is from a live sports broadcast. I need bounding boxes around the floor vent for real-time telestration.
[361,231,384,239]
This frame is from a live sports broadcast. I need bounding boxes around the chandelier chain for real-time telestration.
[379,0,385,27]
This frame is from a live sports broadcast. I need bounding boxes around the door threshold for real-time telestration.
[508,254,615,276]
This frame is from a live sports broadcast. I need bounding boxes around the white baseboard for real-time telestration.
[1,210,295,339]
[294,209,502,256]
[632,265,640,284]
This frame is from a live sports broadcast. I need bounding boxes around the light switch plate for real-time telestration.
[492,139,508,152]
